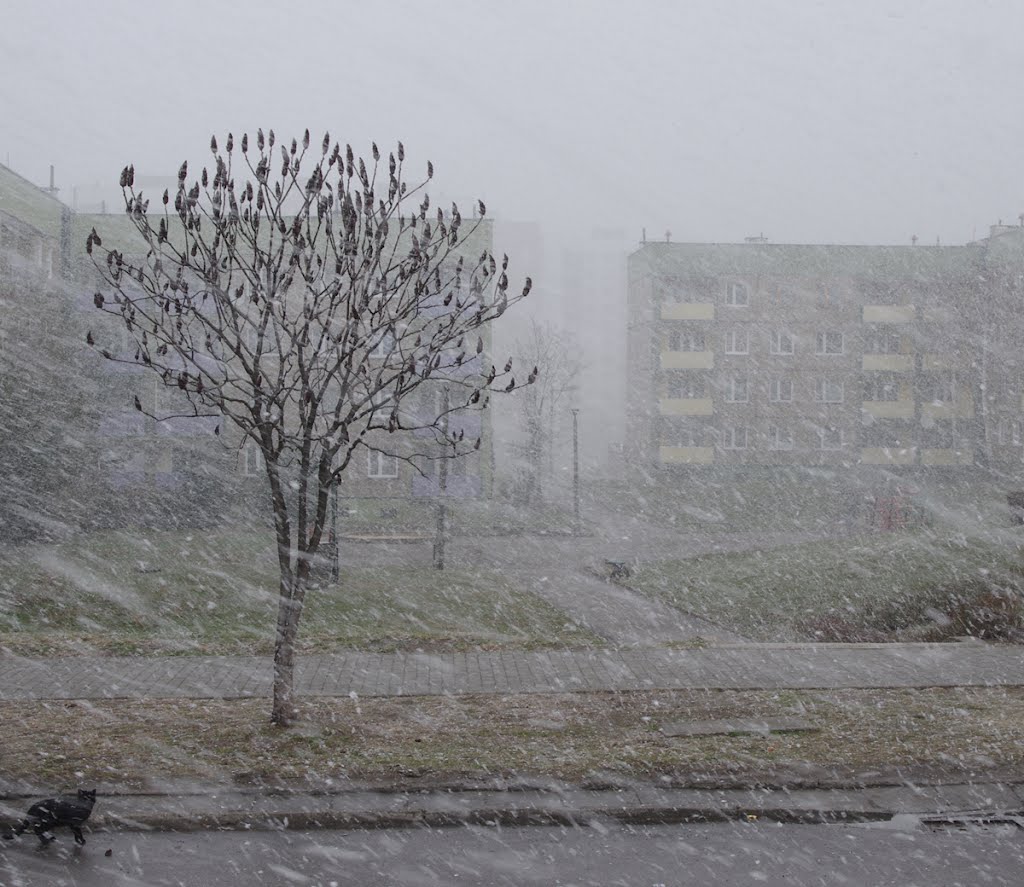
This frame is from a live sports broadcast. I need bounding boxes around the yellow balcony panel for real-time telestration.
[921,396,975,420]
[862,400,915,419]
[660,445,714,465]
[860,447,917,466]
[661,350,714,370]
[862,354,914,372]
[863,305,916,323]
[921,353,959,372]
[921,448,974,467]
[660,397,714,416]
[661,302,715,321]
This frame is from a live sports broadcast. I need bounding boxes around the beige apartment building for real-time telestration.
[627,226,1024,472]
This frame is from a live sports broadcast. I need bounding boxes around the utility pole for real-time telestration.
[571,407,581,535]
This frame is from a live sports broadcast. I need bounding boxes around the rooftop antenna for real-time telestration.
[42,164,59,196]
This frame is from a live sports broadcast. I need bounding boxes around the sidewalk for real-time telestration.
[2,640,1021,701]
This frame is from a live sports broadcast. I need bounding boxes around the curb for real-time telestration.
[5,783,1022,836]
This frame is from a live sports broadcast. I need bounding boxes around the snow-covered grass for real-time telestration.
[627,530,1024,642]
[4,687,1022,787]
[594,468,1024,536]
[0,529,599,656]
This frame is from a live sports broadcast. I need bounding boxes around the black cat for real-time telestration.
[3,788,96,845]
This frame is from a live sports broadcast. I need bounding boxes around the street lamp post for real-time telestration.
[571,407,581,535]
[330,478,339,583]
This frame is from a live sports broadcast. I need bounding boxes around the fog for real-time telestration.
[4,3,1024,883]
[6,0,1024,466]
[5,1,1024,244]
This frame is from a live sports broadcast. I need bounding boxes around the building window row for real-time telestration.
[666,329,848,356]
[713,426,845,451]
[662,373,963,405]
[658,278,921,309]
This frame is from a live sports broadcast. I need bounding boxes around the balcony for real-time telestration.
[661,350,714,370]
[659,397,713,416]
[659,445,714,465]
[411,474,482,498]
[860,447,917,466]
[862,400,915,419]
[863,305,915,324]
[862,354,913,372]
[921,353,959,372]
[660,303,715,321]
[921,395,974,420]
[921,448,974,466]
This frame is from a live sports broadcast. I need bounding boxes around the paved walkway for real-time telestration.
[1,642,1021,701]
[517,570,748,645]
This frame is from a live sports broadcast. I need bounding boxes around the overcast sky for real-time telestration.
[3,0,1024,248]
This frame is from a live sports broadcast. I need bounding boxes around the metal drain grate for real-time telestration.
[922,816,1024,835]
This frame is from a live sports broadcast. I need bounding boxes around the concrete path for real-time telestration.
[1,642,1021,702]
[518,569,748,645]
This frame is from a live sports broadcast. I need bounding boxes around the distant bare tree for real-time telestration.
[513,319,581,505]
[87,131,534,725]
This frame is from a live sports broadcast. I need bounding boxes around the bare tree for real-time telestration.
[86,131,534,725]
[513,319,581,505]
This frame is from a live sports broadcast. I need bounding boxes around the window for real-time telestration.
[927,423,955,449]
[368,329,395,358]
[245,322,277,354]
[367,450,398,478]
[725,376,748,403]
[814,378,844,403]
[721,426,748,449]
[864,375,899,402]
[865,328,901,354]
[726,282,749,306]
[998,419,1022,446]
[153,378,183,416]
[243,441,264,476]
[724,329,748,354]
[674,426,699,447]
[669,329,705,351]
[768,378,793,402]
[370,389,394,419]
[667,374,706,398]
[770,330,794,355]
[818,426,844,450]
[816,331,844,355]
[927,375,955,403]
[768,426,794,450]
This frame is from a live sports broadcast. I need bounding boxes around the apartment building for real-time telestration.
[626,227,1024,472]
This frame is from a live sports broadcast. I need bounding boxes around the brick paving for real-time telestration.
[1,642,1021,702]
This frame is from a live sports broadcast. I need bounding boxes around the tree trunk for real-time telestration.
[271,575,305,726]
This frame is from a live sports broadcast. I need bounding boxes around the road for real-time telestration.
[3,819,1022,886]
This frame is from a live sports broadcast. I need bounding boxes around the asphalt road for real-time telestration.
[2,819,1022,886]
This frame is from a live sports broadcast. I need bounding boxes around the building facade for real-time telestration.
[627,229,1024,472]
